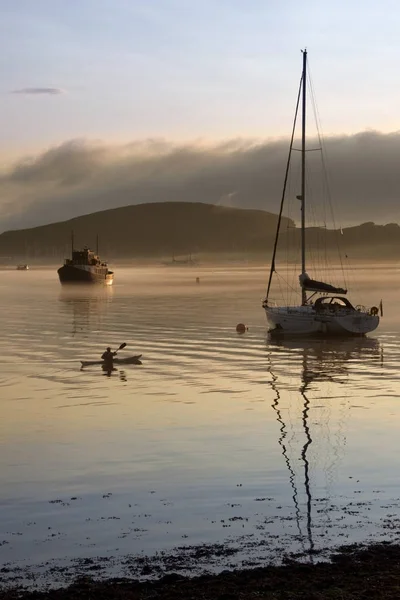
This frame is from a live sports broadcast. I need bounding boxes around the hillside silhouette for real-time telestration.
[0,202,293,259]
[0,202,399,261]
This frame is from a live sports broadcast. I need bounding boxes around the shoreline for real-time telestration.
[2,542,400,599]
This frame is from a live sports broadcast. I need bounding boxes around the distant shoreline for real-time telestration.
[1,255,400,268]
[1,202,399,262]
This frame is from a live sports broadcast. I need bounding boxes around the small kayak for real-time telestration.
[81,354,142,367]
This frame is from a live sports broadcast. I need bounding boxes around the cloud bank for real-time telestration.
[11,87,64,95]
[0,131,399,232]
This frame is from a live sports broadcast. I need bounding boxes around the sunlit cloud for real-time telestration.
[0,131,399,232]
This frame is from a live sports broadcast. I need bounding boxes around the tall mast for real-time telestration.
[71,230,74,256]
[301,50,307,305]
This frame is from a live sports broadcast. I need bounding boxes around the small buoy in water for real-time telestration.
[236,323,247,334]
[196,277,200,284]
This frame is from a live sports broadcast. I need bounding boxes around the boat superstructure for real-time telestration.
[263,50,380,337]
[58,235,113,285]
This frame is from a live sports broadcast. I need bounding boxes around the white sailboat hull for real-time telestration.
[265,305,379,336]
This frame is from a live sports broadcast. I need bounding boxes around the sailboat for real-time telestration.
[263,50,381,336]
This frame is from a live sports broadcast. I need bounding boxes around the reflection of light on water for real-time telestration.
[58,287,114,335]
[267,336,383,559]
[1,266,398,585]
[270,374,304,551]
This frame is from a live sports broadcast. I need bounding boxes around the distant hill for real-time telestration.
[0,202,294,260]
[0,202,399,261]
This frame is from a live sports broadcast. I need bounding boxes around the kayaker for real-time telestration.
[101,347,116,364]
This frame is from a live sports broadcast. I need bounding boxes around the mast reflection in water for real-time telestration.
[267,336,382,560]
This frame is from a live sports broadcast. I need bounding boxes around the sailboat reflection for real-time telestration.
[267,336,382,560]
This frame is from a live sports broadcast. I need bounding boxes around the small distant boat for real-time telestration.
[58,233,113,285]
[163,253,197,266]
[16,264,29,270]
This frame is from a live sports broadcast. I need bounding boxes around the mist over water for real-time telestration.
[1,264,400,586]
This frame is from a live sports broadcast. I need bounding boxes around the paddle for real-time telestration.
[113,342,126,356]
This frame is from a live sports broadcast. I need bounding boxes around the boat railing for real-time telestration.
[265,299,377,317]
[264,301,312,314]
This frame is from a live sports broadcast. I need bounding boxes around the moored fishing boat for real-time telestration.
[58,234,113,285]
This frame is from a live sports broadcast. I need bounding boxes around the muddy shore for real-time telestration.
[2,542,400,600]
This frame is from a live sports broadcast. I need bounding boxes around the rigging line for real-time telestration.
[277,273,285,304]
[291,238,301,305]
[318,150,347,287]
[304,168,320,277]
[275,271,300,296]
[306,158,330,282]
[308,124,346,289]
[285,158,299,305]
[307,63,348,289]
[285,221,290,304]
[265,74,302,301]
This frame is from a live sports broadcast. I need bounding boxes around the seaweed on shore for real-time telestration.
[2,542,400,600]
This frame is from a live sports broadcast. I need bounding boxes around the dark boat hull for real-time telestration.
[81,354,142,367]
[58,265,114,285]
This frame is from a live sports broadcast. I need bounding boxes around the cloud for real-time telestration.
[11,87,65,95]
[0,131,399,232]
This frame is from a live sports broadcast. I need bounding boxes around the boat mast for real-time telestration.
[71,230,74,256]
[301,49,307,305]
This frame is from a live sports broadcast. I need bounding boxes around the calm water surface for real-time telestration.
[1,264,400,585]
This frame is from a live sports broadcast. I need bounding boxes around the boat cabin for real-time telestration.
[314,296,355,312]
[65,247,107,267]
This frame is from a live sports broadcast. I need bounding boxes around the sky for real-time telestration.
[0,0,400,230]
